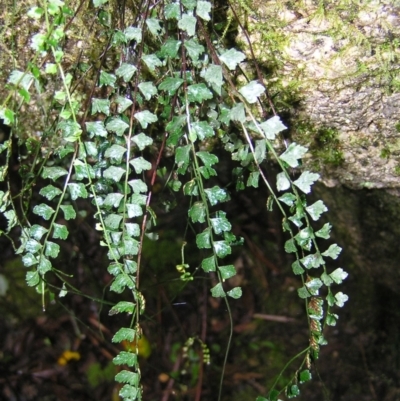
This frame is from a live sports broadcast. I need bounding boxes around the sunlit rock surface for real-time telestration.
[239,0,400,189]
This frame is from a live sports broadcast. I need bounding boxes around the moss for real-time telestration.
[380,147,391,159]
[393,165,400,176]
[293,122,344,168]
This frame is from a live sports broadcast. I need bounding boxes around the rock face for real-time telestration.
[239,0,400,189]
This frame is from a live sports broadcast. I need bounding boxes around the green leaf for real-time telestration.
[30,33,46,51]
[292,260,304,275]
[132,133,153,150]
[22,254,38,267]
[276,172,290,191]
[68,183,88,200]
[110,274,135,293]
[138,81,158,100]
[196,1,211,20]
[187,83,213,103]
[190,121,214,141]
[116,63,137,82]
[219,48,246,70]
[239,81,265,104]
[330,268,348,284]
[109,301,136,315]
[57,120,82,142]
[196,228,211,249]
[116,96,133,113]
[299,369,312,383]
[105,117,129,136]
[125,224,140,238]
[119,385,138,399]
[45,63,57,74]
[178,14,197,36]
[99,70,116,87]
[210,211,231,234]
[230,103,245,123]
[213,240,231,258]
[93,0,108,6]
[196,151,218,167]
[326,312,338,326]
[159,38,181,58]
[38,256,52,274]
[321,272,333,286]
[146,18,163,36]
[39,185,62,200]
[53,223,69,240]
[124,26,142,42]
[293,171,320,194]
[45,241,60,258]
[210,283,226,297]
[278,193,296,207]
[104,193,124,208]
[315,222,332,239]
[189,202,206,223]
[104,214,123,230]
[91,98,110,115]
[247,171,259,188]
[306,200,328,221]
[126,259,138,274]
[103,166,126,181]
[201,255,216,272]
[104,144,127,162]
[334,292,349,307]
[85,121,108,137]
[218,264,236,279]
[184,38,205,61]
[112,327,136,343]
[204,64,223,94]
[204,186,229,206]
[305,278,323,295]
[30,225,48,241]
[165,2,180,19]
[74,159,95,180]
[287,384,300,398]
[182,0,196,9]
[259,116,287,140]
[254,140,266,164]
[159,77,184,95]
[112,29,127,45]
[26,271,40,286]
[227,287,242,299]
[297,286,311,299]
[135,110,157,128]
[175,145,191,174]
[300,253,324,269]
[8,70,33,90]
[113,351,137,367]
[142,54,163,71]
[279,143,308,168]
[126,204,143,218]
[33,203,55,220]
[27,6,44,19]
[26,239,41,253]
[130,157,152,174]
[284,238,297,253]
[60,205,76,220]
[128,179,148,194]
[322,244,342,259]
[326,291,336,307]
[42,166,68,181]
